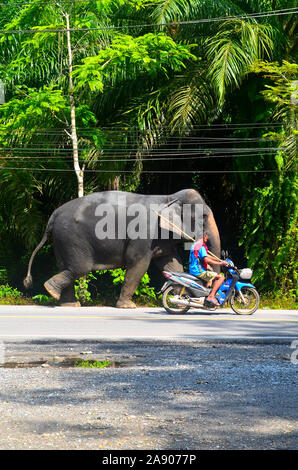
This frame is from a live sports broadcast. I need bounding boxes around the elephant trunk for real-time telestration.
[205,211,221,273]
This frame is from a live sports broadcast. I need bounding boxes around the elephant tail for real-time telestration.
[23,213,55,289]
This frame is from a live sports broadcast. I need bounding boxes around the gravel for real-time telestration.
[0,339,297,450]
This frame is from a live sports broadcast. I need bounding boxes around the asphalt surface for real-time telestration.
[0,339,297,450]
[0,306,297,451]
[0,305,297,341]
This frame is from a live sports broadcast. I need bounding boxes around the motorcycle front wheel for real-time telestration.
[162,284,190,315]
[230,287,260,315]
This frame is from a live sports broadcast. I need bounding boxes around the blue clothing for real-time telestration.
[189,242,208,276]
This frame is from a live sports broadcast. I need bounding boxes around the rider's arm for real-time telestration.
[203,256,226,266]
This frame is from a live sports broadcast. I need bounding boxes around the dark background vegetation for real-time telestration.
[0,0,296,305]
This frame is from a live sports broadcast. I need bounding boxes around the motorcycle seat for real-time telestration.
[170,272,203,282]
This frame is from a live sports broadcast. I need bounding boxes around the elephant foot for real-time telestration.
[116,299,137,309]
[59,301,81,307]
[44,281,61,300]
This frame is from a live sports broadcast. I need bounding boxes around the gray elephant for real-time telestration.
[24,189,221,308]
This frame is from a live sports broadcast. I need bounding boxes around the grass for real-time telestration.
[74,359,112,368]
[259,293,298,310]
[0,296,34,305]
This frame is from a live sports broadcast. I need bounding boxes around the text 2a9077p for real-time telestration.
[146,454,197,465]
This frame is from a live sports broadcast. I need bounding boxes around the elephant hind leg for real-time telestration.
[44,270,75,301]
[59,284,81,307]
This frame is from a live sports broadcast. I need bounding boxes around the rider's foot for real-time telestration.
[206,296,220,306]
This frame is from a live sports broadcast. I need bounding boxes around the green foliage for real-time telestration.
[0,284,22,299]
[74,359,112,368]
[106,268,156,300]
[0,269,8,284]
[207,20,273,103]
[0,1,297,300]
[0,283,33,305]
[75,272,97,304]
[73,269,156,305]
[0,85,69,139]
[240,59,297,295]
[32,293,56,305]
[97,269,156,301]
[74,33,196,92]
[241,175,297,293]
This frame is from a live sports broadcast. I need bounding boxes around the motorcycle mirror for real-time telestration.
[221,250,228,259]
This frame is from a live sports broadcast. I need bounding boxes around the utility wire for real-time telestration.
[0,147,281,154]
[17,123,282,130]
[0,145,281,150]
[2,138,280,142]
[0,7,296,35]
[0,166,286,174]
[0,153,281,161]
[1,0,124,4]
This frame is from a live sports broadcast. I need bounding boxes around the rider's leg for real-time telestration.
[207,274,225,303]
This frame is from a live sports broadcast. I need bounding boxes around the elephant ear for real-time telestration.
[159,201,183,238]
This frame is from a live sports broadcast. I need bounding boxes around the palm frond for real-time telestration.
[168,72,216,131]
[151,0,243,24]
[207,19,274,103]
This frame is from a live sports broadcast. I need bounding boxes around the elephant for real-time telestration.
[23,188,221,308]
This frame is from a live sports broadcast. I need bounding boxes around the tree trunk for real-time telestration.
[65,13,84,198]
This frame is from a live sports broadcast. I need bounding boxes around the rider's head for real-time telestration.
[203,232,208,243]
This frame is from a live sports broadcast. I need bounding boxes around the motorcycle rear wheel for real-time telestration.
[230,287,260,315]
[162,284,190,314]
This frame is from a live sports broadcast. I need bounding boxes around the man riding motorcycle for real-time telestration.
[189,233,229,307]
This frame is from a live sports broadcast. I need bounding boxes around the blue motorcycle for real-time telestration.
[160,251,260,315]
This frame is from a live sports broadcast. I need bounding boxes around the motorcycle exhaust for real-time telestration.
[170,297,205,309]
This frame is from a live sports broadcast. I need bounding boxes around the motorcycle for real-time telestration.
[159,251,260,315]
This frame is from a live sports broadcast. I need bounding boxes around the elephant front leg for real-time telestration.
[116,256,151,309]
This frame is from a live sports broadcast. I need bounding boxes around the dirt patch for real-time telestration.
[0,353,137,369]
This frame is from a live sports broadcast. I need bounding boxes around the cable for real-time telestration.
[0,149,282,158]
[0,145,281,150]
[0,165,286,174]
[0,153,281,162]
[16,123,282,130]
[0,0,114,5]
[0,8,297,35]
[0,139,282,147]
[1,134,279,141]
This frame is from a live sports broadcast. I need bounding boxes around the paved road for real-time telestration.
[0,305,297,341]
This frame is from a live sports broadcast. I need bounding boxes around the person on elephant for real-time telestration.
[189,233,228,307]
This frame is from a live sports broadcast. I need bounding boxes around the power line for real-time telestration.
[0,145,281,150]
[0,7,297,35]
[18,123,282,130]
[0,138,282,146]
[0,135,282,141]
[0,166,285,174]
[0,153,280,162]
[5,124,281,137]
[0,148,281,156]
[0,0,108,4]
